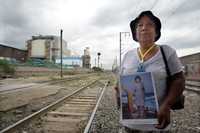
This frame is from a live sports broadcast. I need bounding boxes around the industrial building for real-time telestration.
[1,35,91,69]
[56,47,90,69]
[82,47,91,68]
[26,35,88,69]
[26,35,69,63]
[56,56,82,68]
[0,44,27,62]
[180,52,200,79]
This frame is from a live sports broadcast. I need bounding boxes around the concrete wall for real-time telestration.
[180,52,200,65]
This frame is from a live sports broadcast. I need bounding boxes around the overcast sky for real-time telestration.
[0,0,200,69]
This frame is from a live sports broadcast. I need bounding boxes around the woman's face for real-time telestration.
[136,16,156,45]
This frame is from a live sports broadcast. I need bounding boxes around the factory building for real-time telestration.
[82,47,91,68]
[180,52,200,79]
[26,35,89,69]
[1,35,91,69]
[26,35,68,63]
[56,56,82,68]
[55,50,82,68]
[0,44,27,62]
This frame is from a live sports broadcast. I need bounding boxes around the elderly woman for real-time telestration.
[116,11,185,132]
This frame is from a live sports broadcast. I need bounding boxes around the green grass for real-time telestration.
[0,59,15,75]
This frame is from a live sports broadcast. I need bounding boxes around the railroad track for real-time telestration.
[0,73,97,94]
[185,79,200,93]
[0,79,109,133]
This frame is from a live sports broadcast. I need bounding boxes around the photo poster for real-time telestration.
[119,72,159,125]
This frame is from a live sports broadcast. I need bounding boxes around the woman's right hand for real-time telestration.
[114,86,120,109]
[155,103,171,129]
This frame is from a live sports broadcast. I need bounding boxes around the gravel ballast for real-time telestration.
[89,76,200,133]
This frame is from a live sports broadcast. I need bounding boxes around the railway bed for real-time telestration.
[0,79,109,133]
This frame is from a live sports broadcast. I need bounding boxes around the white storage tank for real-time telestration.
[30,39,46,58]
[26,35,68,62]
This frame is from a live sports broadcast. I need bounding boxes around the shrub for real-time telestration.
[0,59,15,75]
[92,66,103,72]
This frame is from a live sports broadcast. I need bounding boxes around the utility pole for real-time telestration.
[119,32,130,68]
[119,32,121,68]
[95,58,96,67]
[60,29,63,78]
[97,52,101,68]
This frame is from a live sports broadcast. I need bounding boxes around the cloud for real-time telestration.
[90,0,161,29]
[0,0,200,69]
[1,1,28,27]
[170,0,200,15]
[168,37,199,50]
[0,1,28,46]
[0,0,51,48]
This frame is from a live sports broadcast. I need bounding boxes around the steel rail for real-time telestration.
[185,87,200,94]
[185,80,200,94]
[84,81,109,133]
[0,79,99,133]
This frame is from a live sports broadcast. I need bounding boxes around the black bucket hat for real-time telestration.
[130,10,161,42]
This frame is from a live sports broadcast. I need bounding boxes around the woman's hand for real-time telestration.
[113,86,120,109]
[155,103,170,129]
[155,72,184,129]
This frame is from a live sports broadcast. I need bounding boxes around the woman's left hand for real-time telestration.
[155,103,170,129]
